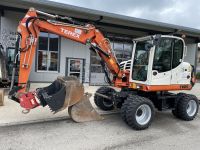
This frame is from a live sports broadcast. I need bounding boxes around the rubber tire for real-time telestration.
[121,95,138,123]
[122,95,155,130]
[172,110,177,117]
[121,99,129,123]
[172,93,186,117]
[176,94,199,121]
[94,87,115,111]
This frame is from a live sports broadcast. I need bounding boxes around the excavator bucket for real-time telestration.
[68,93,103,122]
[36,76,102,122]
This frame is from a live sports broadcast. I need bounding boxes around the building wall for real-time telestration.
[197,49,200,72]
[0,9,199,85]
[1,10,90,83]
[185,44,198,67]
[0,10,23,49]
[29,38,90,83]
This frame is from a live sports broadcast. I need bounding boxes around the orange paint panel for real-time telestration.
[18,45,37,84]
[128,83,192,92]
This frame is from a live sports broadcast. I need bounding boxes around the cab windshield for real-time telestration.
[132,40,151,81]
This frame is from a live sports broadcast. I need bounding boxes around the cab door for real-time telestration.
[151,38,173,85]
[170,39,190,84]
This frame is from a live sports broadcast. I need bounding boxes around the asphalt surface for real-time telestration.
[0,110,200,150]
[1,83,200,150]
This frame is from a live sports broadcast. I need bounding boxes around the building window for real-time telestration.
[90,39,133,73]
[37,32,59,72]
[113,41,133,63]
[90,50,103,73]
[6,47,20,76]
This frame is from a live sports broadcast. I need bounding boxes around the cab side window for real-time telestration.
[153,38,173,72]
[172,39,183,69]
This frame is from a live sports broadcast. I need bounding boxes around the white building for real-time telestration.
[197,48,200,72]
[0,0,199,86]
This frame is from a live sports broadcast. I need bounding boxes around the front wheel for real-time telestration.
[122,95,155,130]
[94,87,116,111]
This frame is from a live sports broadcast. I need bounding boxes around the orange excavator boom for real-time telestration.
[16,8,123,92]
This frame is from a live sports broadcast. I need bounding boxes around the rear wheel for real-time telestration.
[122,95,155,130]
[174,93,199,121]
[94,87,116,111]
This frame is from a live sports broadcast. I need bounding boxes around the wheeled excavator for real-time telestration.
[7,8,199,130]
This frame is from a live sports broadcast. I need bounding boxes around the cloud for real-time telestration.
[50,0,200,29]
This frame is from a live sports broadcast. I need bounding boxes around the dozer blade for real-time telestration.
[68,93,103,122]
[36,76,102,122]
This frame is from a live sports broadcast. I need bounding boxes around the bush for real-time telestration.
[196,72,200,79]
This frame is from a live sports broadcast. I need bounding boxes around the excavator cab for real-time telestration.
[129,35,194,90]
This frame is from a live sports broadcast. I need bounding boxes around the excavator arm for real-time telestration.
[8,8,128,121]
[13,8,126,92]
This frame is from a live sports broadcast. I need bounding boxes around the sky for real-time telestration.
[51,0,200,29]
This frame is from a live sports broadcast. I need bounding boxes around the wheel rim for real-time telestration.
[102,99,113,107]
[135,104,152,125]
[187,100,197,117]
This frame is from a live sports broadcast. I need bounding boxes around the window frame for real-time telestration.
[36,32,60,73]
